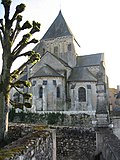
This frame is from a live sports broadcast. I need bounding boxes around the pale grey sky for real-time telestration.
[0,0,120,88]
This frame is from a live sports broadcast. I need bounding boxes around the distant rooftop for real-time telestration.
[77,53,104,67]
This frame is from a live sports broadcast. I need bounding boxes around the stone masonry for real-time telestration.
[56,127,96,160]
[0,124,56,160]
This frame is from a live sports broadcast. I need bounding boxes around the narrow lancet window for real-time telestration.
[57,86,60,98]
[39,86,43,98]
[78,87,86,102]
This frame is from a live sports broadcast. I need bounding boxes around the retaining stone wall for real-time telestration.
[102,133,120,160]
[0,124,56,160]
[0,124,97,160]
[56,127,96,160]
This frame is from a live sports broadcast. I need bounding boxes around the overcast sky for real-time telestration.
[0,0,120,88]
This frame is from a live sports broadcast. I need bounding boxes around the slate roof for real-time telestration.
[76,53,104,67]
[31,64,64,78]
[49,52,71,68]
[42,10,73,40]
[19,74,27,81]
[68,67,97,82]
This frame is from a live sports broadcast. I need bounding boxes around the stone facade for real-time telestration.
[10,11,109,114]
[0,124,56,160]
[36,36,77,68]
[56,127,96,160]
[68,81,97,112]
[31,77,66,112]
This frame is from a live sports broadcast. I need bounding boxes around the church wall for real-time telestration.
[69,82,97,111]
[31,77,66,112]
[30,52,72,78]
[40,36,76,67]
[87,65,106,84]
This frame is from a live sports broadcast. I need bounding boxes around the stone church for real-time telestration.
[12,11,109,114]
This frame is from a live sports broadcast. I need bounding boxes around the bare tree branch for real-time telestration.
[11,21,40,55]
[10,3,26,26]
[13,39,38,58]
[10,53,40,82]
[10,15,22,45]
[10,60,30,80]
[10,99,23,109]
[13,86,24,95]
[0,31,4,48]
[13,51,33,59]
[1,0,11,28]
[10,23,20,44]
[12,33,31,55]
[0,19,5,34]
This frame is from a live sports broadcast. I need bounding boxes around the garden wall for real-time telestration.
[55,127,96,160]
[9,109,93,128]
[0,124,56,160]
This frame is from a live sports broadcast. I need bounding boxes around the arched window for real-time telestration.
[57,86,60,98]
[78,87,86,102]
[39,86,43,98]
[43,48,45,54]
[54,46,58,54]
[13,92,20,103]
[68,44,72,51]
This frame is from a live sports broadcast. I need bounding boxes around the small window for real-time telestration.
[39,86,43,98]
[57,86,60,98]
[53,80,56,85]
[68,44,72,51]
[71,84,76,89]
[54,46,58,54]
[32,80,36,86]
[87,85,91,89]
[43,48,45,54]
[13,92,20,103]
[78,87,86,102]
[43,80,47,85]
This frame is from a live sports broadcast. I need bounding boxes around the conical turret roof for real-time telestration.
[42,10,73,40]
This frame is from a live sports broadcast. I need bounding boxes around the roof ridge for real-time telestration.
[30,64,64,78]
[86,68,97,80]
[44,64,63,76]
[77,53,104,58]
[47,51,72,68]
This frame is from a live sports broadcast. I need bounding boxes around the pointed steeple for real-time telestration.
[42,10,73,40]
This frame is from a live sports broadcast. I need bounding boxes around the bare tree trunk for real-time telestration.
[0,52,11,142]
[0,0,40,142]
[0,92,9,142]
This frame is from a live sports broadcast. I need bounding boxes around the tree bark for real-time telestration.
[0,32,11,142]
[0,65,11,142]
[0,92,8,142]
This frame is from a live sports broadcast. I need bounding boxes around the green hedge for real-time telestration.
[9,109,91,126]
